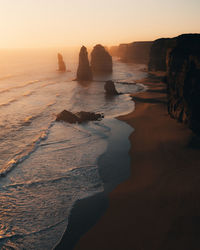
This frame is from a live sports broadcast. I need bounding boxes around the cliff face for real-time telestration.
[110,42,153,64]
[57,53,66,72]
[167,34,200,134]
[91,45,113,73]
[148,38,176,71]
[76,46,92,81]
[119,42,153,64]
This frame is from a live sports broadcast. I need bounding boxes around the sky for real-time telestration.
[0,0,200,48]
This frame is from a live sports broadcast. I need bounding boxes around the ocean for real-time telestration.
[0,48,147,249]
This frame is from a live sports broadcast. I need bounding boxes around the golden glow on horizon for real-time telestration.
[0,0,200,48]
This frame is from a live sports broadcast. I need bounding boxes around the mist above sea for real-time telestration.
[0,48,147,249]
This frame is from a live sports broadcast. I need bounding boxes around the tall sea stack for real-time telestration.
[91,44,113,73]
[76,46,92,81]
[167,34,200,134]
[57,53,66,72]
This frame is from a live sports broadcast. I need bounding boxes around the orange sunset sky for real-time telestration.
[0,0,200,48]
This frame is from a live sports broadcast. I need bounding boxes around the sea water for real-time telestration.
[0,48,147,249]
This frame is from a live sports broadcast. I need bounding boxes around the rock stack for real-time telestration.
[91,45,113,73]
[56,110,103,123]
[104,81,119,96]
[76,46,92,81]
[57,53,66,72]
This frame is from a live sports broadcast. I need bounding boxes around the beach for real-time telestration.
[74,76,200,250]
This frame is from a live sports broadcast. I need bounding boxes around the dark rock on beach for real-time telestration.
[77,46,92,81]
[56,110,103,124]
[57,53,66,72]
[104,81,119,96]
[167,34,200,135]
[91,45,113,73]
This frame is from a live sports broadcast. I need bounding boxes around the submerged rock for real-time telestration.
[76,46,92,81]
[104,81,119,96]
[91,45,113,73]
[57,53,66,72]
[56,110,103,124]
[56,110,79,123]
[76,111,103,122]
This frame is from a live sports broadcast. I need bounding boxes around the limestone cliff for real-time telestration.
[148,38,176,71]
[167,34,200,134]
[110,42,153,64]
[119,42,153,64]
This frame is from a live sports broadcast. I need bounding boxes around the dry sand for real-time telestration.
[75,79,200,250]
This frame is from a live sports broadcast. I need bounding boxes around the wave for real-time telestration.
[2,165,99,190]
[0,74,18,81]
[0,80,40,95]
[0,122,55,178]
[0,98,18,107]
[22,115,39,126]
[0,217,68,242]
[22,90,35,97]
[0,91,35,109]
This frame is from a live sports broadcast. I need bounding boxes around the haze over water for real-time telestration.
[0,48,147,249]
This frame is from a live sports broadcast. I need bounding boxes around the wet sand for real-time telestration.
[75,78,200,250]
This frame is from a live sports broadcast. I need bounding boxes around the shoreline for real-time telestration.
[74,76,200,250]
[54,116,133,250]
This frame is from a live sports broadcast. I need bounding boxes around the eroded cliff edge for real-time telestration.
[167,34,200,135]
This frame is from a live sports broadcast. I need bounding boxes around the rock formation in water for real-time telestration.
[91,45,113,73]
[57,53,66,72]
[104,81,119,96]
[76,46,92,81]
[115,42,153,64]
[56,110,103,123]
[167,34,200,134]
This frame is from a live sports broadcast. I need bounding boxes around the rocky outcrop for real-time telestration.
[56,110,103,123]
[104,81,119,96]
[148,38,176,71]
[167,34,200,134]
[91,45,113,73]
[76,46,92,81]
[57,53,66,72]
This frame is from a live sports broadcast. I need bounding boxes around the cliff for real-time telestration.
[57,53,66,72]
[76,46,92,81]
[167,34,200,135]
[120,42,153,64]
[91,45,113,73]
[109,42,153,64]
[148,38,176,71]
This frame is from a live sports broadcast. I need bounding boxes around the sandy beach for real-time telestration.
[74,77,200,250]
